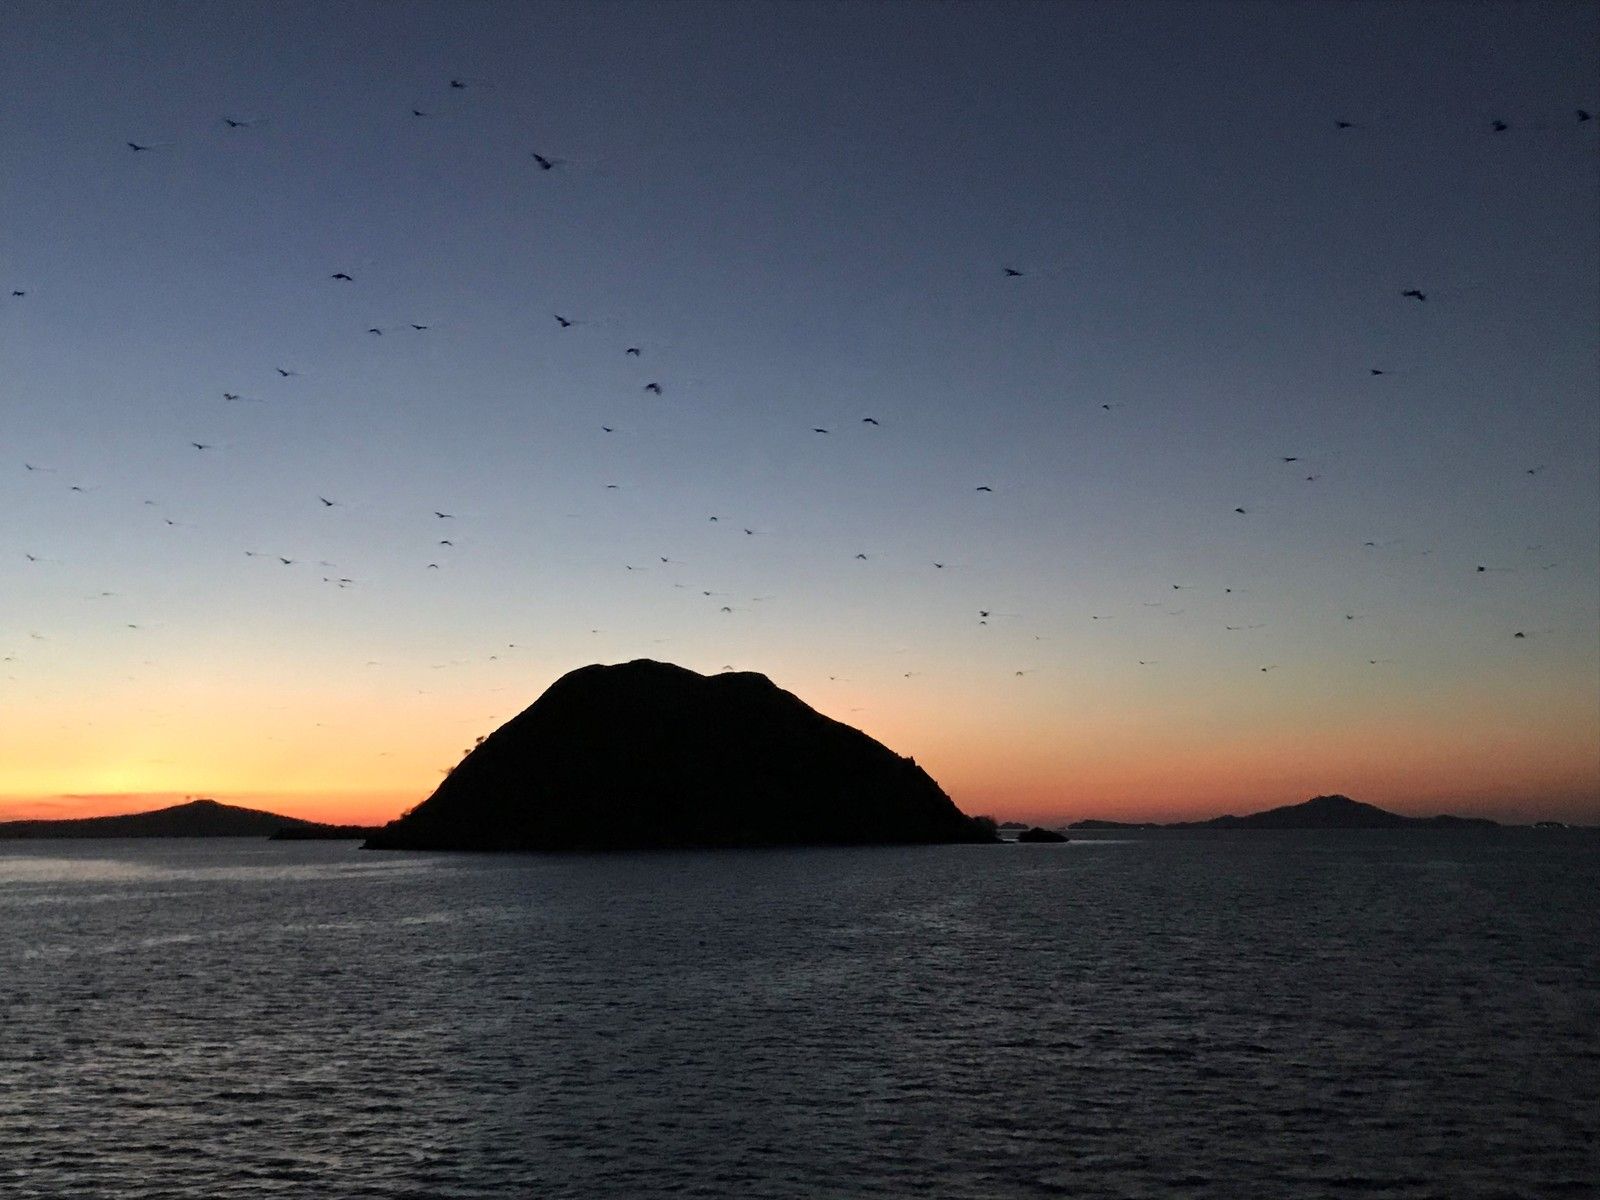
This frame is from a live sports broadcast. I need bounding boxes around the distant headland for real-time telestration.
[0,798,377,840]
[1069,793,1500,830]
[365,659,998,851]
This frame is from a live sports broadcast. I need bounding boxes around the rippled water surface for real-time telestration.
[2,832,1596,1198]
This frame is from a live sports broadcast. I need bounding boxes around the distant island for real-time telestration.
[1015,826,1070,843]
[1069,793,1500,830]
[365,659,999,851]
[0,798,376,840]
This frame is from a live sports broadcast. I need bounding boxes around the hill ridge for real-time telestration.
[0,798,328,839]
[1069,794,1499,830]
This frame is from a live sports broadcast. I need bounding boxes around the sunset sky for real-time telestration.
[3,1,1596,827]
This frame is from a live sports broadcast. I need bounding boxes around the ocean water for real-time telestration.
[1,831,1595,1198]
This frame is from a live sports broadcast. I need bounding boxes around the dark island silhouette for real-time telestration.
[1069,793,1499,830]
[1015,825,1070,843]
[365,659,998,851]
[0,797,375,839]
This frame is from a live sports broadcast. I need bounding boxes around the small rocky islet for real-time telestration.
[1015,826,1071,843]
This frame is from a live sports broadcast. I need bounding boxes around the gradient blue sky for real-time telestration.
[4,1,1597,824]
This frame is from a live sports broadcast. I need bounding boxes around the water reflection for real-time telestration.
[1,833,1595,1198]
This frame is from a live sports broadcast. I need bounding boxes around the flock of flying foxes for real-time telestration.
[7,84,1596,692]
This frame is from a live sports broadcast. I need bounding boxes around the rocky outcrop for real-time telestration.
[1016,826,1069,842]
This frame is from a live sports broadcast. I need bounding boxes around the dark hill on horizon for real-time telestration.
[1069,793,1500,830]
[365,659,997,851]
[0,798,363,839]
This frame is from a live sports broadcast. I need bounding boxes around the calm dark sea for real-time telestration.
[1,831,1596,1198]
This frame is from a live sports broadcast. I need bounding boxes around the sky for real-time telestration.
[3,0,1597,827]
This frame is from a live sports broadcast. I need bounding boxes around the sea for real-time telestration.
[1,831,1595,1199]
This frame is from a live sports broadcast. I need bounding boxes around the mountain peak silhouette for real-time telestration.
[366,659,996,851]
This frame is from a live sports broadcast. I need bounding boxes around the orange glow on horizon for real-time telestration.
[2,657,1595,829]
